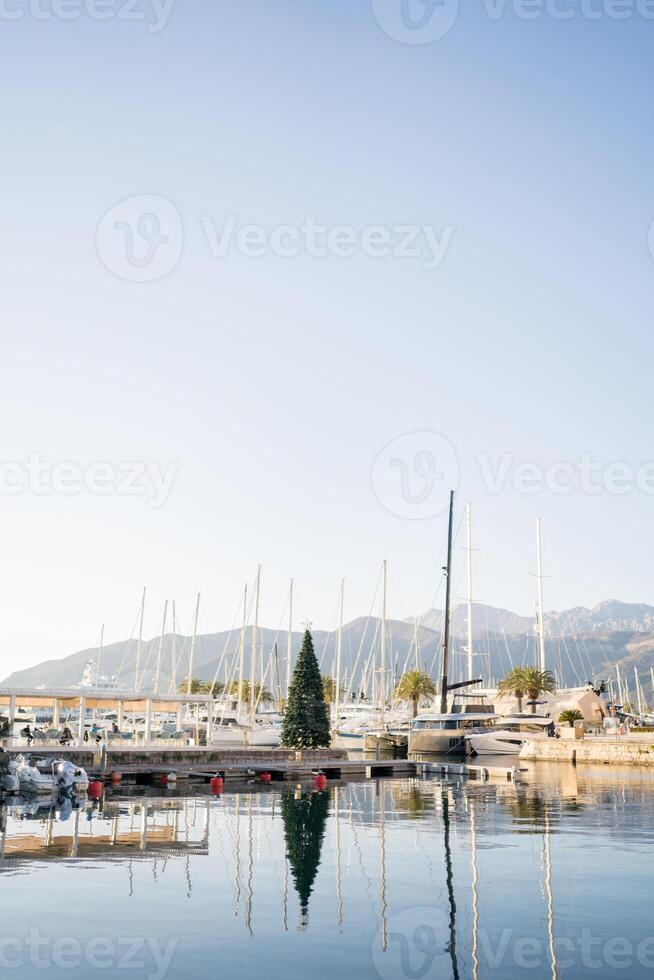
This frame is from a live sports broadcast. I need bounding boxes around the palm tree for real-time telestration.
[559,708,583,727]
[497,667,528,712]
[521,667,557,713]
[177,678,224,696]
[226,680,274,705]
[393,670,436,717]
[321,675,344,705]
[179,678,206,694]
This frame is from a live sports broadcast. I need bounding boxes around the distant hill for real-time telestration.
[3,601,654,700]
[408,600,654,637]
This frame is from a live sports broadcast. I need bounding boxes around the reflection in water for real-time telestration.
[281,788,329,929]
[0,767,652,980]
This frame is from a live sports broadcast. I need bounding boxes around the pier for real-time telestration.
[521,733,654,766]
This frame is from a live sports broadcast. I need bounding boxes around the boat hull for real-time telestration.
[466,732,549,756]
[408,731,466,754]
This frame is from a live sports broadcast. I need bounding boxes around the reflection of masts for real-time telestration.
[379,783,387,950]
[542,812,558,980]
[441,788,460,980]
[234,794,242,916]
[470,796,479,980]
[246,795,254,936]
[335,786,343,927]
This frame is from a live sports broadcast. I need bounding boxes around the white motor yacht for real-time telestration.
[465,715,554,756]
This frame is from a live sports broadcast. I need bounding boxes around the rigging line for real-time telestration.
[342,569,382,703]
[318,587,341,671]
[112,605,142,689]
[164,607,198,692]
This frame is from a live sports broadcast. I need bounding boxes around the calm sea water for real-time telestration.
[1,764,653,979]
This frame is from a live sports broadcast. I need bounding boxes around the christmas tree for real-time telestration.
[281,628,331,748]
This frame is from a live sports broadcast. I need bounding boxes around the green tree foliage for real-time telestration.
[559,708,584,727]
[225,680,273,705]
[281,630,330,748]
[178,678,225,696]
[393,670,436,717]
[498,667,557,713]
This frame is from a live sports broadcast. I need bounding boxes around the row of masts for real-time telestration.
[92,496,550,705]
[95,499,654,713]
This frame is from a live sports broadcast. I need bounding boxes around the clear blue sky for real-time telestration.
[1,1,654,676]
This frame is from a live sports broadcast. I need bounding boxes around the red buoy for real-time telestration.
[314,773,327,790]
[110,772,121,783]
[88,781,103,799]
[210,775,224,794]
[160,773,169,785]
[260,772,272,784]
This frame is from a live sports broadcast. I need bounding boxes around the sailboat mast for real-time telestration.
[186,593,201,695]
[334,577,345,726]
[380,560,387,724]
[286,578,293,699]
[154,599,168,696]
[135,586,146,692]
[95,623,105,689]
[250,565,261,722]
[466,501,474,683]
[170,600,177,692]
[616,664,624,706]
[536,519,546,672]
[440,490,455,714]
[635,667,643,716]
[238,584,248,721]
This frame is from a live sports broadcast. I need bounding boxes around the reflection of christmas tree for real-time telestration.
[281,789,330,929]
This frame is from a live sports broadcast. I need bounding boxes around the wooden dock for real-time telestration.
[6,745,523,788]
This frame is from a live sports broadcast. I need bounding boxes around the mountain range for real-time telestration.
[3,600,654,699]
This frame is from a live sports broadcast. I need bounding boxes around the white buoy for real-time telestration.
[167,772,177,783]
